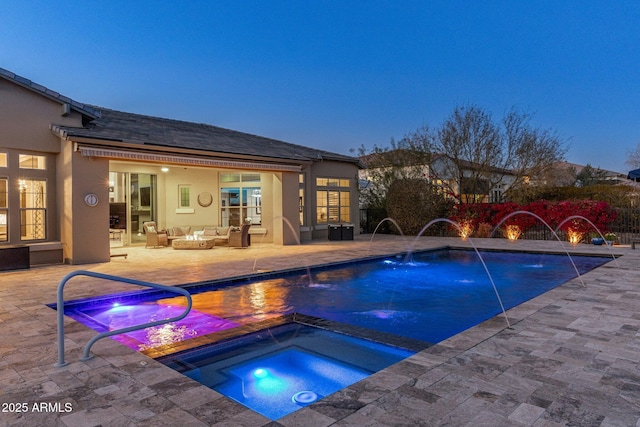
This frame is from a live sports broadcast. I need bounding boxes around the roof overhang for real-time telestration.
[1,68,100,119]
[76,145,302,172]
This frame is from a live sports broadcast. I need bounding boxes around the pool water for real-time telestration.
[58,249,609,347]
[75,304,238,350]
[158,322,414,420]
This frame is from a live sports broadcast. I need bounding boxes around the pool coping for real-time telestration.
[144,312,431,360]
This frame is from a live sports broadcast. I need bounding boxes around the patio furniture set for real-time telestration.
[143,222,251,249]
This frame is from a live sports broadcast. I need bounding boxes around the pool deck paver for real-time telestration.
[0,236,638,426]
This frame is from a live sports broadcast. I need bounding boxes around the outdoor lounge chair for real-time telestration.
[143,221,168,248]
[229,223,251,248]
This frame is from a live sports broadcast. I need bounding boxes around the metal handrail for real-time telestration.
[55,270,192,367]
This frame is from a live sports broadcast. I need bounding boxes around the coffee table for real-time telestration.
[172,238,215,250]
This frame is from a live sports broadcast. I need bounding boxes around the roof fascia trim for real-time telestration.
[77,145,302,172]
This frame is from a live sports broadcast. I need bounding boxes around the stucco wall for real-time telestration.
[0,79,82,152]
[307,160,360,239]
[0,78,85,264]
[58,143,110,264]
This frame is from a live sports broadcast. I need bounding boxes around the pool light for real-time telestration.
[458,220,473,239]
[253,368,269,379]
[504,225,522,241]
[567,229,582,244]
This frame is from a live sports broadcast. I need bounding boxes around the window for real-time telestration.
[221,173,240,183]
[220,187,262,226]
[178,185,190,208]
[316,177,350,224]
[241,173,261,182]
[221,173,261,183]
[220,173,262,226]
[0,153,7,168]
[299,188,305,226]
[220,187,240,226]
[19,179,46,240]
[0,178,7,241]
[299,173,305,226]
[19,154,46,170]
[316,177,350,188]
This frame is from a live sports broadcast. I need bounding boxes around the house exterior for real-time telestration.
[0,67,361,265]
[359,150,517,206]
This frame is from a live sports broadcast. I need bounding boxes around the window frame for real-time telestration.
[18,154,46,170]
[219,173,263,226]
[0,177,7,242]
[19,178,47,241]
[178,185,191,208]
[315,177,351,224]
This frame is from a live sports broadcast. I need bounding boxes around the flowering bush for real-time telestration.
[449,200,617,240]
[475,222,493,238]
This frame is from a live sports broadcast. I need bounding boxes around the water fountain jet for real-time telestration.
[490,211,585,287]
[554,215,619,267]
[252,216,302,272]
[410,218,512,329]
[368,217,412,260]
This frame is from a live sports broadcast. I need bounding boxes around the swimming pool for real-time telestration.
[58,248,609,349]
[54,248,609,420]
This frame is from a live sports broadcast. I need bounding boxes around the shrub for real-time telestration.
[386,178,455,235]
[449,200,617,238]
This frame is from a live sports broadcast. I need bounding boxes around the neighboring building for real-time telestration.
[359,151,517,205]
[0,67,361,265]
[534,162,628,187]
[427,155,517,203]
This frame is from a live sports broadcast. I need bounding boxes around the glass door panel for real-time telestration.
[109,172,157,246]
[130,173,157,245]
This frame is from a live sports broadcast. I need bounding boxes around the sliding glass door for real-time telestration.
[109,172,158,246]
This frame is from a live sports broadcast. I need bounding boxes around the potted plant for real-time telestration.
[604,232,616,245]
[590,232,604,245]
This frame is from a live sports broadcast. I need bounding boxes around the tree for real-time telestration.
[575,164,611,187]
[431,105,502,203]
[358,136,433,209]
[626,142,640,170]
[399,105,567,203]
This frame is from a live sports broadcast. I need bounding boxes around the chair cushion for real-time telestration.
[172,226,190,236]
[204,228,219,236]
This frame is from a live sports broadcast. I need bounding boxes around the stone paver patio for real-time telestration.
[0,236,638,426]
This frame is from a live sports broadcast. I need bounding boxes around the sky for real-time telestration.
[1,1,639,173]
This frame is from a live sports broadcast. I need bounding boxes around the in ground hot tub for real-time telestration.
[157,322,414,420]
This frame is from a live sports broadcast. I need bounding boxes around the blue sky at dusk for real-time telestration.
[2,1,638,172]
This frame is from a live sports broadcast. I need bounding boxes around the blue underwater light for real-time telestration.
[253,368,269,379]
